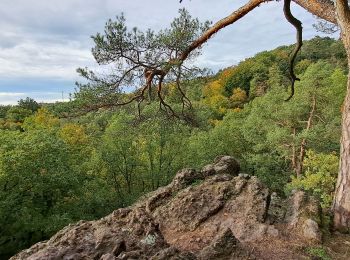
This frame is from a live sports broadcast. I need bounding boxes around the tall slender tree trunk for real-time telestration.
[333,0,350,232]
[295,94,316,177]
[291,127,297,174]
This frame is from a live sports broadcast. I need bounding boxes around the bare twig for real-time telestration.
[175,65,193,115]
[157,74,179,118]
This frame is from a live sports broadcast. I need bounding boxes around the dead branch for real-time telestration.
[284,0,303,101]
[157,75,179,118]
[175,66,193,115]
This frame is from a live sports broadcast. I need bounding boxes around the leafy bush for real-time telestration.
[286,150,338,209]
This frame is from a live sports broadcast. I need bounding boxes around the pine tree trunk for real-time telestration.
[333,0,350,232]
[333,73,350,232]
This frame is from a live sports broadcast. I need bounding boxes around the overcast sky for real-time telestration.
[0,0,332,105]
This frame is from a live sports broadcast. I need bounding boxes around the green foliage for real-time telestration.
[223,60,255,95]
[22,108,60,131]
[6,106,32,123]
[301,36,346,67]
[287,150,338,209]
[0,130,80,255]
[100,112,140,205]
[0,112,112,257]
[75,9,210,108]
[18,97,40,112]
[184,57,345,192]
[0,105,11,118]
[306,246,331,260]
[89,109,191,206]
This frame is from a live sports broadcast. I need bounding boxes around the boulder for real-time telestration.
[170,168,202,191]
[201,155,240,177]
[285,190,322,243]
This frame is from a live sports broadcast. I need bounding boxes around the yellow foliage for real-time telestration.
[59,123,88,145]
[166,82,178,97]
[202,75,247,116]
[232,107,242,113]
[23,108,60,130]
[230,88,247,103]
[202,80,230,115]
[218,106,227,115]
[0,120,22,130]
[203,80,225,97]
[219,67,236,84]
[208,119,222,126]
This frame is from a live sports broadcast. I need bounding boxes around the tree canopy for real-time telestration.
[76,9,211,118]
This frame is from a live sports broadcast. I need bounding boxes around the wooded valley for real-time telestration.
[0,36,347,258]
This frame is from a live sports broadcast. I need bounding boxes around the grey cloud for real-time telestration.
[0,0,336,105]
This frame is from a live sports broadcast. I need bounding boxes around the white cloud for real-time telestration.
[0,93,26,105]
[0,40,93,79]
[0,92,70,105]
[0,92,25,97]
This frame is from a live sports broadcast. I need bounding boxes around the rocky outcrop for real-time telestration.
[11,156,322,260]
[285,190,323,242]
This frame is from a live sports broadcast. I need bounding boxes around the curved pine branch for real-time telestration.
[284,0,303,101]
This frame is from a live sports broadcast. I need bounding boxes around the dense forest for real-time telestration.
[0,36,347,257]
